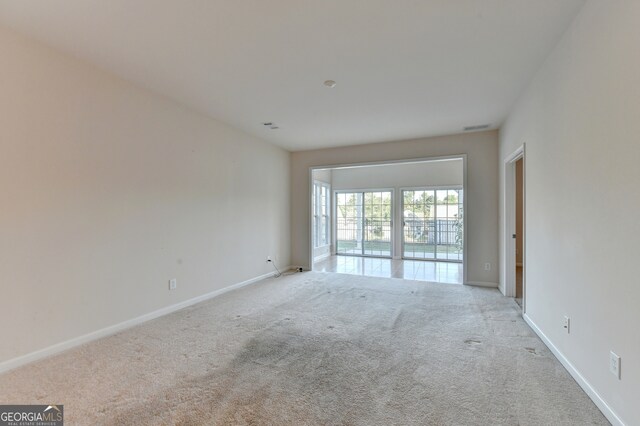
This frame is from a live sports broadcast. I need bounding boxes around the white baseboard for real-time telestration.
[465,281,499,288]
[0,268,288,375]
[523,314,625,426]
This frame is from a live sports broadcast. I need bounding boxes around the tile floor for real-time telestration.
[314,255,463,284]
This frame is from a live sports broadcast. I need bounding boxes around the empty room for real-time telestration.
[0,1,637,425]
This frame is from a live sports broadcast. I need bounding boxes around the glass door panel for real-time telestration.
[435,189,463,261]
[363,191,392,256]
[336,191,392,257]
[402,188,463,262]
[336,192,363,255]
[402,190,435,259]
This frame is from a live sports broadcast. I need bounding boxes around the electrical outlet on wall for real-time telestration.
[169,279,177,290]
[484,262,491,271]
[610,351,621,379]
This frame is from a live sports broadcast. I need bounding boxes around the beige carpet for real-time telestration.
[0,272,608,425]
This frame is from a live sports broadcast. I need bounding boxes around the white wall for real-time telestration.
[331,159,462,190]
[292,131,498,285]
[312,169,332,185]
[499,1,639,424]
[331,160,463,259]
[0,26,290,365]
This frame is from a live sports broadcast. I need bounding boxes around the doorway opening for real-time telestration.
[504,145,526,310]
[310,156,467,285]
[515,158,524,307]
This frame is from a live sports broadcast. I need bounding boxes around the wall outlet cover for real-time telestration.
[610,351,621,379]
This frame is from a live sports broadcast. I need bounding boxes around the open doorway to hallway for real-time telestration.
[504,145,525,310]
[310,157,465,285]
[515,158,524,308]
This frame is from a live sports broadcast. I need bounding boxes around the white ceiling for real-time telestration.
[0,0,584,151]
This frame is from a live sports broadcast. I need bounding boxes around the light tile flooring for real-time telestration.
[314,255,463,284]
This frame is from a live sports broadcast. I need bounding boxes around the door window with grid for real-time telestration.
[402,188,463,261]
[335,191,392,257]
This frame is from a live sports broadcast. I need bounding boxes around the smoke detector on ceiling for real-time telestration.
[323,80,337,88]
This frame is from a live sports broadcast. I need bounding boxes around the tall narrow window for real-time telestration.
[313,181,331,248]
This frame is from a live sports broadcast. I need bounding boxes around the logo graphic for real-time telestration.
[0,405,64,426]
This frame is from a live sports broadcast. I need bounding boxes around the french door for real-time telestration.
[335,191,392,257]
[401,188,463,261]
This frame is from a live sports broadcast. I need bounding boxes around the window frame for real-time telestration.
[312,181,331,248]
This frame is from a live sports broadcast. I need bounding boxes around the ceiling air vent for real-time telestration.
[463,124,490,132]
